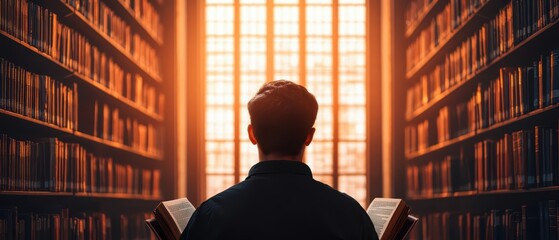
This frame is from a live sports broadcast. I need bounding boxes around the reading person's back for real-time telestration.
[181,80,378,240]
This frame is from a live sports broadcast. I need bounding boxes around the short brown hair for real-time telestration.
[247,80,318,155]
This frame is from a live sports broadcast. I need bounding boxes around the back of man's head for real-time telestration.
[247,80,318,156]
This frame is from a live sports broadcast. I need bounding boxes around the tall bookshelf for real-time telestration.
[398,0,559,238]
[0,0,176,238]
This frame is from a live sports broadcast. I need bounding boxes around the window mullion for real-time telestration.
[332,0,340,190]
[267,0,274,83]
[299,0,306,86]
[234,0,241,184]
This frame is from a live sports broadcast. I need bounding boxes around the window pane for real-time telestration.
[339,0,365,4]
[206,142,235,173]
[274,0,299,5]
[312,106,333,140]
[339,106,366,140]
[206,107,235,140]
[206,75,233,105]
[241,141,259,175]
[207,6,234,35]
[339,175,367,208]
[207,0,234,4]
[314,175,333,187]
[338,142,366,174]
[207,175,235,199]
[339,6,365,36]
[241,6,267,35]
[339,71,365,105]
[306,6,332,36]
[241,0,266,4]
[274,6,299,35]
[207,37,234,53]
[305,141,333,174]
[207,53,234,71]
[239,107,251,141]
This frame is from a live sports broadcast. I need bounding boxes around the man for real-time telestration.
[181,80,378,240]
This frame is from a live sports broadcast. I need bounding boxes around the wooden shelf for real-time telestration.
[46,0,162,84]
[0,30,163,123]
[405,0,442,38]
[75,192,162,201]
[405,18,559,122]
[75,72,164,122]
[0,191,161,201]
[0,109,74,135]
[0,31,73,76]
[405,0,500,80]
[100,0,163,47]
[0,191,74,197]
[405,103,559,160]
[73,131,163,161]
[407,186,559,201]
[0,110,163,161]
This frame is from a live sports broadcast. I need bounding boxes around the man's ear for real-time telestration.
[305,127,315,146]
[248,124,258,145]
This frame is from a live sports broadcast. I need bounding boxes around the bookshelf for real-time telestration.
[0,0,176,238]
[398,0,559,238]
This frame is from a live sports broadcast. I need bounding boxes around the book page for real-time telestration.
[366,198,403,239]
[160,198,196,238]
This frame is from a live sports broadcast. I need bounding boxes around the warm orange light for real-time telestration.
[205,0,367,207]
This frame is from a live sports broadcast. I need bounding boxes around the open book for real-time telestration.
[146,197,417,240]
[145,198,196,240]
[367,198,418,240]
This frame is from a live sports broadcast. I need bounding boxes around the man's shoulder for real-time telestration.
[310,179,364,206]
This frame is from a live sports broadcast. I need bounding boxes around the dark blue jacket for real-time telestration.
[181,160,379,240]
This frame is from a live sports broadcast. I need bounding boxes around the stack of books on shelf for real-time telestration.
[406,0,559,117]
[0,133,161,197]
[119,0,163,41]
[405,0,436,30]
[0,58,78,130]
[406,49,559,155]
[0,0,165,116]
[0,207,154,239]
[407,121,559,198]
[0,0,168,238]
[410,200,559,240]
[403,0,559,238]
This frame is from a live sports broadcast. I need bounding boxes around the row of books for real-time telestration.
[410,200,559,240]
[89,50,164,115]
[63,0,131,52]
[407,150,475,197]
[0,0,161,79]
[406,0,559,73]
[119,0,163,41]
[1,1,164,117]
[0,207,154,239]
[0,134,161,196]
[405,49,559,154]
[406,23,490,116]
[0,58,78,130]
[80,99,162,156]
[513,0,559,43]
[407,123,559,197]
[120,212,157,240]
[475,126,558,191]
[405,0,435,30]
[62,0,161,78]
[406,0,488,69]
[405,119,430,153]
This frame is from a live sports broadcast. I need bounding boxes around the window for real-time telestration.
[205,0,367,207]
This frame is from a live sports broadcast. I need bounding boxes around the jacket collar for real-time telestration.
[247,160,313,179]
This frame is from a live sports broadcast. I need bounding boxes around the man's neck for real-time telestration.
[259,152,303,162]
